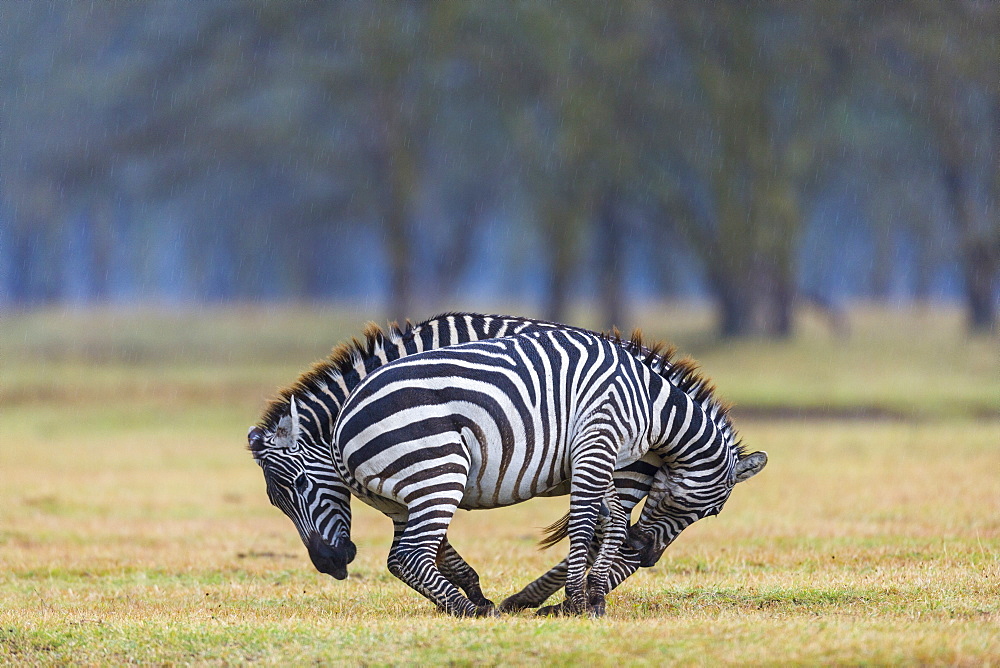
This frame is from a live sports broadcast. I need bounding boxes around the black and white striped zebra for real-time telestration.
[330,329,767,616]
[248,314,572,586]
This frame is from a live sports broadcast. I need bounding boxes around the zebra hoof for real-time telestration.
[442,599,484,618]
[535,600,577,617]
[472,603,499,618]
[470,596,495,609]
[446,600,498,618]
[587,598,606,618]
[497,595,532,613]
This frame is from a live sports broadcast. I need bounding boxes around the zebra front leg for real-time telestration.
[562,452,618,616]
[533,496,624,618]
[583,485,629,617]
[502,512,606,613]
[505,466,653,612]
[437,536,494,609]
[530,460,657,615]
[387,501,494,618]
[534,544,646,616]
[386,517,469,615]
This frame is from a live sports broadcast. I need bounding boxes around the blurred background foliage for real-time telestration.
[0,1,997,337]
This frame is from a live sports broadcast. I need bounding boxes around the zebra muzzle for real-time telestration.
[307,531,356,580]
[626,526,666,568]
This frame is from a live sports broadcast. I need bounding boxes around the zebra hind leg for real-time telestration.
[504,516,607,613]
[436,536,494,609]
[498,559,567,613]
[603,546,644,592]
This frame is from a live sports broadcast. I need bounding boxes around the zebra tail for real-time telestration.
[538,512,571,550]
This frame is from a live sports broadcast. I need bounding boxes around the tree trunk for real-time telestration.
[540,207,578,324]
[437,193,483,301]
[384,203,413,323]
[962,238,998,333]
[713,259,794,339]
[595,190,626,331]
[942,165,998,333]
[91,199,113,301]
[381,101,418,323]
[871,224,894,300]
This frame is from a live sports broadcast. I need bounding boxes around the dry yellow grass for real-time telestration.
[1,305,998,665]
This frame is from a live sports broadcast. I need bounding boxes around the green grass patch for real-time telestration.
[1,304,998,664]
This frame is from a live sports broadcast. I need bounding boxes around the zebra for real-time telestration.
[329,328,767,616]
[248,314,576,593]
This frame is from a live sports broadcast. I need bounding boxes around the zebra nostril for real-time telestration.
[294,474,308,493]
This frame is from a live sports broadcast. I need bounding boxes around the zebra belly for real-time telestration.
[456,420,574,509]
[354,490,406,515]
[456,475,570,510]
[457,464,565,509]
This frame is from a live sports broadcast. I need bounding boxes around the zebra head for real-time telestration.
[627,450,767,567]
[247,396,357,579]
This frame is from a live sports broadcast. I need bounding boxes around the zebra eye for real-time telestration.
[294,474,308,493]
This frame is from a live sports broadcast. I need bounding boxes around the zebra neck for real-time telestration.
[291,374,354,446]
[653,382,727,470]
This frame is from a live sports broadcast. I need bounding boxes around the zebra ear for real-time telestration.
[274,397,301,453]
[735,451,767,483]
[288,398,301,453]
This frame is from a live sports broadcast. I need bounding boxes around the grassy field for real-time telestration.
[1,304,998,665]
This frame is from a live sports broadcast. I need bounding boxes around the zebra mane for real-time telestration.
[602,328,744,458]
[257,317,417,432]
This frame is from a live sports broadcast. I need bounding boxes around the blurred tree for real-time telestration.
[1,0,995,335]
[454,2,674,327]
[584,3,676,331]
[866,0,1000,332]
[284,2,491,319]
[344,5,432,321]
[649,2,847,337]
[460,2,602,323]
